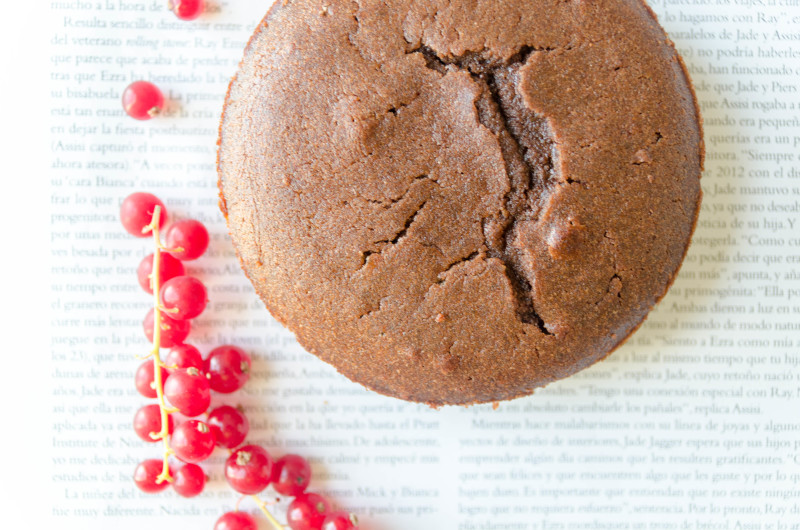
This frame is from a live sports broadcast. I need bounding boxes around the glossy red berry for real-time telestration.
[120,192,167,237]
[214,512,258,530]
[224,445,273,494]
[137,252,185,294]
[166,219,209,261]
[172,463,206,498]
[133,404,174,442]
[271,454,312,497]
[207,405,249,449]
[205,345,251,393]
[287,493,330,530]
[163,367,211,417]
[169,0,204,20]
[171,419,215,463]
[134,360,169,399]
[143,308,191,348]
[321,512,359,530]
[160,276,208,320]
[122,81,164,120]
[133,459,169,493]
[165,344,204,373]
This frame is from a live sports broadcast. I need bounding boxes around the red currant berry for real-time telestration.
[271,454,312,497]
[287,493,330,530]
[133,404,174,442]
[168,0,204,20]
[172,463,206,498]
[160,276,208,320]
[134,360,169,399]
[137,252,185,294]
[205,345,251,393]
[122,81,164,120]
[171,419,215,463]
[166,219,209,261]
[143,308,191,348]
[224,445,273,494]
[321,512,359,530]
[163,367,211,417]
[214,512,258,530]
[133,459,169,493]
[207,405,249,449]
[165,344,204,373]
[120,192,167,237]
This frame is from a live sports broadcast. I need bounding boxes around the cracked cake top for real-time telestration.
[217,0,703,405]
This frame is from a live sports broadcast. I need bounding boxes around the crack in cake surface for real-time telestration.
[360,200,428,269]
[407,44,556,334]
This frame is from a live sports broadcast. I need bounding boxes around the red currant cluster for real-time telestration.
[121,192,358,530]
[217,451,358,530]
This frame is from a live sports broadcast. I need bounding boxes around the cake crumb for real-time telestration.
[632,149,652,165]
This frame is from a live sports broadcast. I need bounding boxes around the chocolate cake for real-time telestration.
[217,0,703,405]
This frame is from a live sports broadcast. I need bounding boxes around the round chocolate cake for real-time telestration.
[217,0,703,405]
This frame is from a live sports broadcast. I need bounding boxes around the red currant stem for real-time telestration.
[144,248,183,292]
[161,245,185,253]
[158,305,180,315]
[250,496,285,530]
[146,205,174,484]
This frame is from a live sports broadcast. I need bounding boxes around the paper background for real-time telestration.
[9,1,799,528]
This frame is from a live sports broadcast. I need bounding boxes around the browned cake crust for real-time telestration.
[217,0,703,406]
